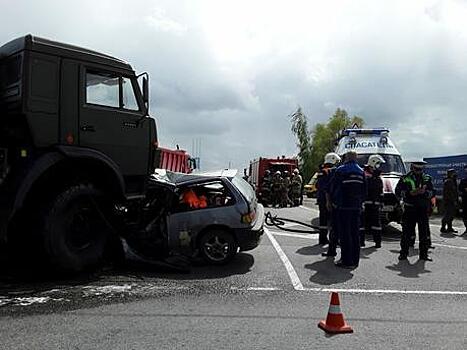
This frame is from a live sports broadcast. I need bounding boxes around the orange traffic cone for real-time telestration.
[318,292,353,334]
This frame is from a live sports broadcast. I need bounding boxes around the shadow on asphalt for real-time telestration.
[114,252,255,280]
[296,243,327,256]
[304,258,354,285]
[440,231,458,239]
[360,246,377,259]
[385,259,431,278]
[0,253,255,294]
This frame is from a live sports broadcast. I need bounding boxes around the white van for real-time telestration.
[335,128,405,224]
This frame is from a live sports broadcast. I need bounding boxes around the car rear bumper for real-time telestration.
[236,204,264,251]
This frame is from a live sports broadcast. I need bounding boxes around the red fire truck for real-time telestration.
[248,156,298,202]
[155,147,196,173]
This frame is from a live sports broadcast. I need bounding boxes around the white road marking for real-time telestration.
[432,242,467,250]
[302,287,467,296]
[246,287,280,291]
[270,231,318,240]
[299,205,319,213]
[264,227,304,291]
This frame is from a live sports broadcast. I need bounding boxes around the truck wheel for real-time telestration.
[41,184,112,273]
[199,229,238,265]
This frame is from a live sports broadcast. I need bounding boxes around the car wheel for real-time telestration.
[41,184,112,274]
[199,229,238,265]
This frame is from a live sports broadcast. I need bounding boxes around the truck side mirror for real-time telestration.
[190,158,197,170]
[143,77,149,105]
[138,72,150,117]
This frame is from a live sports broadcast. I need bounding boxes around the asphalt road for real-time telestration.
[1,198,466,349]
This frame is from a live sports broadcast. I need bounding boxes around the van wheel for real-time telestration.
[41,184,112,274]
[199,229,238,265]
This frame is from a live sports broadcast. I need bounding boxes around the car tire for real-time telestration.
[41,184,112,274]
[199,229,238,265]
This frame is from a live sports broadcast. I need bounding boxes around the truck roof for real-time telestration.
[0,34,133,72]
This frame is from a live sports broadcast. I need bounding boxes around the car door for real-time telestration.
[79,66,150,177]
[165,180,238,252]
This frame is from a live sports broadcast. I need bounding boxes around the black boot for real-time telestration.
[419,254,433,261]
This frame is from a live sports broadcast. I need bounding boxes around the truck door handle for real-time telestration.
[81,125,96,132]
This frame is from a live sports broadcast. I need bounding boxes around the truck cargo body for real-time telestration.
[248,157,298,199]
[155,147,195,173]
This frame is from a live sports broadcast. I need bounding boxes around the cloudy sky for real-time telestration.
[1,0,467,170]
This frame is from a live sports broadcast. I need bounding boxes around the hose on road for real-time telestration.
[264,211,320,234]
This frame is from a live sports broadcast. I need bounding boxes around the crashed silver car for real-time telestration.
[123,169,264,265]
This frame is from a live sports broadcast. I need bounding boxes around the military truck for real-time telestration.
[0,35,164,273]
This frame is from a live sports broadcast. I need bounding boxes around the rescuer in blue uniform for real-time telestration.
[328,151,366,268]
[316,152,341,245]
[395,161,434,261]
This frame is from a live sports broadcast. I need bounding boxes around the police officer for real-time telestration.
[395,161,434,261]
[316,152,341,245]
[441,169,458,233]
[328,151,366,268]
[361,155,385,248]
[458,165,467,235]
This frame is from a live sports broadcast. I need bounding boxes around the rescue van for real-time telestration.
[335,128,406,224]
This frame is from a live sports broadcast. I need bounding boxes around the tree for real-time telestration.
[309,108,364,173]
[290,107,365,182]
[290,107,314,182]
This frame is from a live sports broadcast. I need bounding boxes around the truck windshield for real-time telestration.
[356,154,406,174]
[0,54,22,93]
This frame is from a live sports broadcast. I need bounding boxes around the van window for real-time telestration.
[356,154,406,174]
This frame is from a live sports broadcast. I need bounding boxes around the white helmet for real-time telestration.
[293,168,299,174]
[367,154,385,169]
[324,152,341,165]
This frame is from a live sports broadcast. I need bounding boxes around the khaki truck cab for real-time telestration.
[0,35,159,273]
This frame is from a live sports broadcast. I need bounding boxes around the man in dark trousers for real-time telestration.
[395,161,434,261]
[361,154,385,248]
[441,169,458,233]
[316,152,341,245]
[459,165,467,235]
[328,151,366,268]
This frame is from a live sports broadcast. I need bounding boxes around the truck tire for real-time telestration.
[41,184,112,273]
[199,229,238,265]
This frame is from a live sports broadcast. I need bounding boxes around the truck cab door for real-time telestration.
[78,67,151,181]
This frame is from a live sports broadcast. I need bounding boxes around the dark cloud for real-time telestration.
[2,0,467,170]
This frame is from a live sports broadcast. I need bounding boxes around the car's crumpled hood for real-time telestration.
[152,168,237,187]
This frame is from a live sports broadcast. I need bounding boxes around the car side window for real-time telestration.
[86,71,119,107]
[176,181,235,212]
